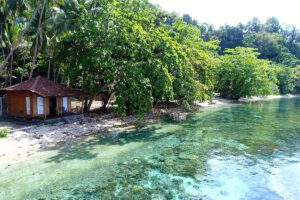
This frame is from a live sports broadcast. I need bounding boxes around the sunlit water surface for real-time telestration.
[1,98,300,200]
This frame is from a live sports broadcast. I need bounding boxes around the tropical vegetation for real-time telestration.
[1,0,300,116]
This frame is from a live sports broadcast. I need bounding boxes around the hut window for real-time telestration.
[63,97,68,112]
[26,97,31,115]
[37,96,44,115]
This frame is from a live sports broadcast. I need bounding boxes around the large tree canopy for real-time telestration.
[56,0,217,115]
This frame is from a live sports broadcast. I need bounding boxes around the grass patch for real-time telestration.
[0,128,9,138]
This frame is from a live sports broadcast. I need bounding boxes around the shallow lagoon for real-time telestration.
[1,98,300,200]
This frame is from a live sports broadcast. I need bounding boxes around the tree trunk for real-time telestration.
[9,16,16,86]
[84,96,94,112]
[47,51,51,79]
[101,92,112,112]
[53,68,57,82]
[29,0,47,79]
[0,9,39,74]
[83,91,102,112]
[9,44,14,86]
[19,58,25,82]
[87,99,93,111]
[0,23,6,64]
[54,68,60,82]
[53,67,61,82]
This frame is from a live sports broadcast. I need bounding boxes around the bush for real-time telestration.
[277,67,296,94]
[216,47,278,99]
[276,65,300,94]
[0,129,9,138]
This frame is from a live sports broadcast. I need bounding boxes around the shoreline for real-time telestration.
[238,94,300,103]
[0,94,299,167]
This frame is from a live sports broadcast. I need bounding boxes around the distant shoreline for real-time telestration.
[238,94,300,103]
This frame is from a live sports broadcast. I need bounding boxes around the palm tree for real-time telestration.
[0,0,38,78]
[29,0,47,79]
[28,0,67,79]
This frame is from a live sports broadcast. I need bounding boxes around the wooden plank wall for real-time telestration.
[7,92,29,117]
[44,98,50,117]
[7,93,71,118]
[7,92,50,118]
[68,97,71,112]
[31,93,37,117]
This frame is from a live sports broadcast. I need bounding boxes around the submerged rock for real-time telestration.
[178,153,199,160]
[169,112,188,121]
[119,138,127,144]
[132,185,143,193]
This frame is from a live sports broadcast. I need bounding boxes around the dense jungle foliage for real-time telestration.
[1,0,300,116]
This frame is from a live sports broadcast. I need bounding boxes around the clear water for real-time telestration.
[1,98,300,200]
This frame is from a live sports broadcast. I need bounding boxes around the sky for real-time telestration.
[149,0,300,28]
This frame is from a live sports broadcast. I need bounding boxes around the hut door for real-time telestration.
[49,98,57,115]
[0,97,2,116]
[37,96,44,115]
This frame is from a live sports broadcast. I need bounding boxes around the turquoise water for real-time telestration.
[1,98,300,199]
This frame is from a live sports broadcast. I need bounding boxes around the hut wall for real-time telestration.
[6,92,51,118]
[58,97,62,114]
[7,92,30,117]
[31,93,37,117]
[44,98,50,117]
[7,92,72,118]
[68,97,71,112]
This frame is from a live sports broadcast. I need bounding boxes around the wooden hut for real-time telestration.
[0,76,88,119]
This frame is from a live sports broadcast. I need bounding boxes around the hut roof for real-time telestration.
[0,76,89,97]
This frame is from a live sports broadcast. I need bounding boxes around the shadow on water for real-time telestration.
[44,124,177,163]
[45,138,99,163]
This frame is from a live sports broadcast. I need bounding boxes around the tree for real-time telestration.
[216,47,278,99]
[0,0,29,84]
[243,32,282,60]
[28,0,65,79]
[57,0,216,115]
[29,0,47,79]
[170,19,219,101]
[277,65,300,94]
[265,17,281,33]
[246,17,263,33]
[182,14,198,26]
[215,25,244,52]
[0,1,38,75]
